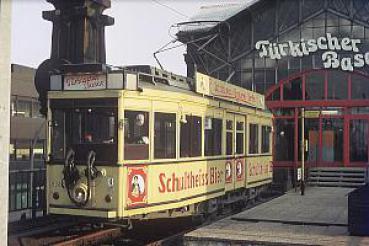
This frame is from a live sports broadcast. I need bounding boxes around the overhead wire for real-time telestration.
[150,0,189,18]
[150,0,190,70]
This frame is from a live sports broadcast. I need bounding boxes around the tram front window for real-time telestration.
[70,108,116,145]
[51,106,118,163]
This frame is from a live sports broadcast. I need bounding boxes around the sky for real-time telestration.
[11,0,243,76]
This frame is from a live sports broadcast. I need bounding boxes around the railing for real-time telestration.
[9,169,46,218]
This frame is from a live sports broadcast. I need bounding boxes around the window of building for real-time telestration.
[350,120,368,162]
[11,97,43,118]
[236,121,244,154]
[205,117,222,156]
[10,96,16,117]
[350,107,369,114]
[249,124,259,154]
[305,72,325,100]
[180,115,202,157]
[124,111,149,160]
[352,74,369,99]
[15,140,31,161]
[283,77,303,100]
[9,139,15,161]
[226,120,233,155]
[33,140,45,160]
[328,70,348,100]
[32,101,43,118]
[322,118,343,162]
[154,113,176,159]
[261,126,271,153]
[275,119,295,161]
[9,172,30,211]
[16,99,32,118]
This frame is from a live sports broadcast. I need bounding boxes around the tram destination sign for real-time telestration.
[64,74,106,90]
[255,33,369,72]
[195,72,265,109]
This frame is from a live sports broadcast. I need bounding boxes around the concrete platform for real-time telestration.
[184,187,369,246]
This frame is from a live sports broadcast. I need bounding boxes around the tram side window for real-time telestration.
[124,111,149,160]
[205,118,222,156]
[154,113,176,159]
[180,116,202,157]
[236,121,244,155]
[261,126,272,154]
[226,120,233,155]
[249,124,259,154]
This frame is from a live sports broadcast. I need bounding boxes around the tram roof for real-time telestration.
[49,64,265,110]
[125,65,265,110]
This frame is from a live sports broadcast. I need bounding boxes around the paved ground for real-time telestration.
[233,187,349,226]
[184,187,369,246]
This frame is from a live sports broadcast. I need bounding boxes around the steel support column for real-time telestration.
[0,0,12,242]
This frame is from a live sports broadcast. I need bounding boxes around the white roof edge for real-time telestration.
[177,0,260,34]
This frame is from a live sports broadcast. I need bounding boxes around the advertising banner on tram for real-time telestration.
[126,160,226,208]
[195,72,265,109]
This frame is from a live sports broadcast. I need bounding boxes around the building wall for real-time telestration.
[182,0,369,94]
[10,64,46,169]
[9,64,46,221]
[0,0,12,238]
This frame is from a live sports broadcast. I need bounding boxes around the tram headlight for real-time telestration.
[73,184,88,204]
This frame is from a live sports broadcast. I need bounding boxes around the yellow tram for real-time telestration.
[46,65,273,221]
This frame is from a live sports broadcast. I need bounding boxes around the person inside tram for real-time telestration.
[134,113,149,144]
[124,111,150,160]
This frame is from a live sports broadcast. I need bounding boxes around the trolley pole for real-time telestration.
[301,108,305,196]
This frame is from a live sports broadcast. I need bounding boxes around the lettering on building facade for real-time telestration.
[256,33,369,71]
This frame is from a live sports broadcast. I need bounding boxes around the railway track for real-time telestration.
[112,191,281,246]
[9,219,124,246]
[9,191,280,246]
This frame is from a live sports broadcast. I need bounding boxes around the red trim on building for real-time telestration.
[266,69,369,169]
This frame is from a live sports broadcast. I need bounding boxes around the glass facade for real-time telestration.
[350,120,368,162]
[275,119,295,161]
[185,0,369,95]
[267,69,369,167]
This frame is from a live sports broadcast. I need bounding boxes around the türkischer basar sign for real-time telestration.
[64,74,106,90]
